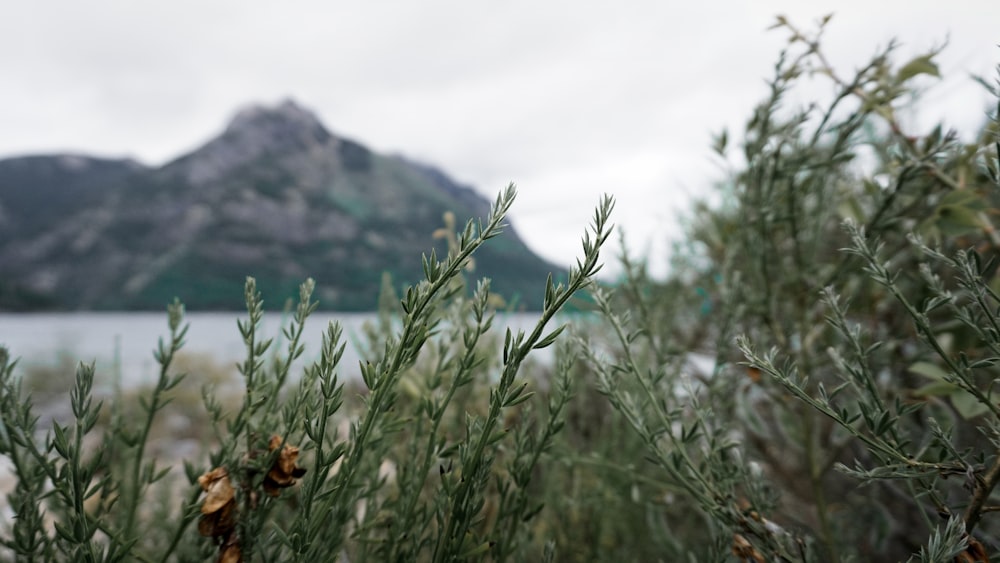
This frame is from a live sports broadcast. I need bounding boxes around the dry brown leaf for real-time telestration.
[264,436,307,497]
[199,467,236,514]
[955,534,989,563]
[732,533,766,563]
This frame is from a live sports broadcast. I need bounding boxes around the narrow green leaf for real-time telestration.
[533,324,567,350]
[936,204,983,235]
[908,361,949,381]
[897,55,940,83]
[505,391,535,408]
[913,381,959,397]
[951,390,991,419]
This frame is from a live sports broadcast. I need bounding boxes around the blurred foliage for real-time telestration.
[577,13,1000,562]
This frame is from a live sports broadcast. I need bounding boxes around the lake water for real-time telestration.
[0,311,567,389]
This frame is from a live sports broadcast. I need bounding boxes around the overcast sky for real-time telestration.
[2,1,997,277]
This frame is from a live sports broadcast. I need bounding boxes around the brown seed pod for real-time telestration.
[263,435,307,497]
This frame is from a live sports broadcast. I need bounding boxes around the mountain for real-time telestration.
[0,100,560,311]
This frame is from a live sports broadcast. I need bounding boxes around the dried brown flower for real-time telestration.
[955,534,990,563]
[263,435,307,497]
[219,542,242,563]
[732,533,766,563]
[197,467,237,539]
[199,467,235,514]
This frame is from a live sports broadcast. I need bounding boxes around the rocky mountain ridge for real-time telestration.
[0,100,557,311]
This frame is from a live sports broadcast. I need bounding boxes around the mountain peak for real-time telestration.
[174,99,335,185]
[225,99,330,140]
[0,99,561,311]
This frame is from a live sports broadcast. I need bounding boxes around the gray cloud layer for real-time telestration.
[2,1,997,274]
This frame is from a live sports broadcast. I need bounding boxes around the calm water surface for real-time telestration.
[0,312,568,388]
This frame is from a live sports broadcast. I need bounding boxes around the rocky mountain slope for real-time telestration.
[0,100,559,311]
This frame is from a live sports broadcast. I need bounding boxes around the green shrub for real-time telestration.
[575,14,1000,563]
[0,185,614,562]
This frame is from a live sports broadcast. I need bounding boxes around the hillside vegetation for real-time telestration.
[0,101,557,311]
